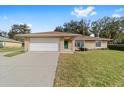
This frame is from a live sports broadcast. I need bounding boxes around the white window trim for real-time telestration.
[75,40,84,48]
[96,40,101,48]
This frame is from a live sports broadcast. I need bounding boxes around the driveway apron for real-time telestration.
[0,52,59,87]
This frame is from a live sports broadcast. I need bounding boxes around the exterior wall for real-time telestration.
[85,40,108,49]
[72,39,75,51]
[24,37,30,51]
[85,41,96,49]
[101,41,108,48]
[24,37,74,53]
[4,42,22,48]
[24,36,108,52]
[68,40,73,50]
[59,38,64,52]
[0,42,3,48]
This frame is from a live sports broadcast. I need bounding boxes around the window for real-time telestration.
[75,40,84,48]
[96,40,101,47]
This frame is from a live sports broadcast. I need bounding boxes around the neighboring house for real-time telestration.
[0,36,22,48]
[17,31,111,53]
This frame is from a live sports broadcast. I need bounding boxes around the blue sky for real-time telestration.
[0,5,124,33]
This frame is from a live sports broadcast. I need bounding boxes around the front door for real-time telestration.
[64,40,68,49]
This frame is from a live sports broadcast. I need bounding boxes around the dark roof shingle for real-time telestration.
[16,31,111,41]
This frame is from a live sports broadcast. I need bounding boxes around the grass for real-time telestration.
[0,47,25,57]
[0,47,23,52]
[4,49,25,57]
[54,50,124,87]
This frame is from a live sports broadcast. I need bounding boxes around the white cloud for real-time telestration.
[112,14,122,17]
[90,11,97,16]
[115,8,123,12]
[3,16,8,20]
[71,6,97,17]
[19,23,32,27]
[27,24,32,27]
[112,8,123,18]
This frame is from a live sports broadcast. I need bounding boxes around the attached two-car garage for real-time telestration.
[19,31,79,53]
[30,38,59,52]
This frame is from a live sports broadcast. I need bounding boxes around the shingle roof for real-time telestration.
[75,35,112,41]
[0,36,22,43]
[16,31,111,41]
[16,31,80,37]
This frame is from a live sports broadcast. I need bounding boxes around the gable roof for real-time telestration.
[0,36,22,43]
[16,31,80,37]
[75,35,112,41]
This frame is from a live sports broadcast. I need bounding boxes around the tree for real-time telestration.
[90,19,102,37]
[63,20,79,33]
[8,24,31,42]
[90,17,121,39]
[54,17,124,44]
[54,19,90,35]
[54,26,63,32]
[115,32,124,44]
[0,30,8,37]
[78,19,90,35]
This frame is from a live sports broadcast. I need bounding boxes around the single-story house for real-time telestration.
[0,36,22,48]
[17,31,111,53]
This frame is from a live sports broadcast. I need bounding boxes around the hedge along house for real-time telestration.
[17,31,111,53]
[0,36,22,48]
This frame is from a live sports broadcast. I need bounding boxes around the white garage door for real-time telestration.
[30,38,59,51]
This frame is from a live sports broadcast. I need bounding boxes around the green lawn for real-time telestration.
[0,47,23,52]
[54,50,124,87]
[4,49,25,57]
[0,47,25,57]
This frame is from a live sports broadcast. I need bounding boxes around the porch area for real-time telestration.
[59,37,75,53]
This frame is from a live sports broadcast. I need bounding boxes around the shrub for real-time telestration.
[79,48,88,51]
[108,44,124,51]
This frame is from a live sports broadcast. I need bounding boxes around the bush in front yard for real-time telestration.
[79,48,88,51]
[108,44,124,51]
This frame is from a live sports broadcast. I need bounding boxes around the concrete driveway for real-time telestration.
[0,52,59,87]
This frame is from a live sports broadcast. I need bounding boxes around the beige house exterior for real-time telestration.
[74,35,111,50]
[21,32,78,53]
[84,40,107,49]
[0,36,22,48]
[17,31,111,53]
[4,42,22,48]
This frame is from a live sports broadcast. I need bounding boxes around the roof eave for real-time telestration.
[16,34,80,37]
